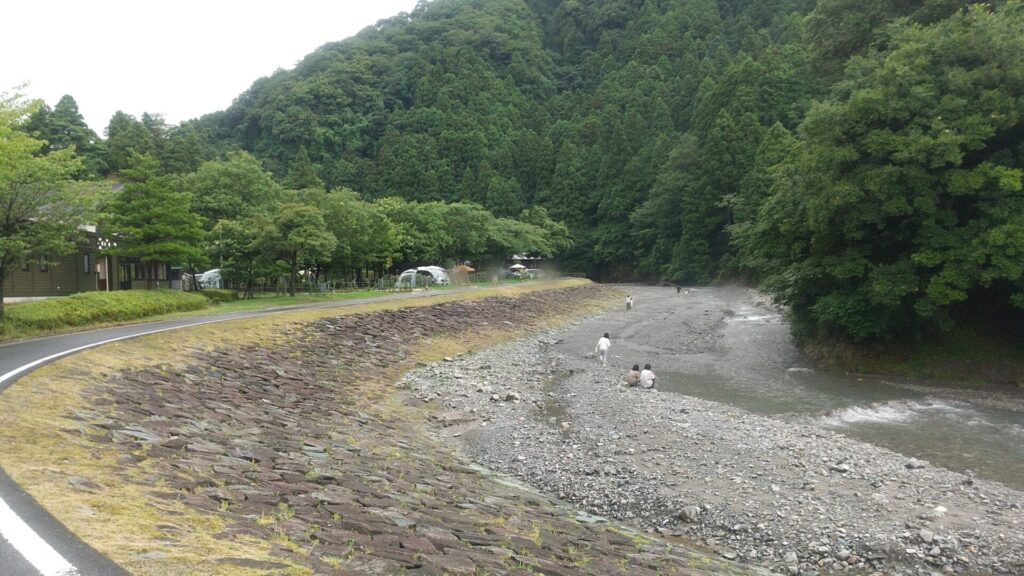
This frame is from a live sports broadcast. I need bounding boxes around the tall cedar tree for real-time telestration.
[104,154,206,272]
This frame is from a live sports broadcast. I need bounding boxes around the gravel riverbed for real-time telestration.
[405,287,1024,575]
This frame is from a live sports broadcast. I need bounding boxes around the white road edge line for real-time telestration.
[0,497,79,576]
[0,317,227,576]
[0,288,450,574]
[0,317,227,387]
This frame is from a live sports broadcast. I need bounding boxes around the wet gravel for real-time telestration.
[406,289,1024,576]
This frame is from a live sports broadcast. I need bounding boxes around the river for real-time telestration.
[621,286,1024,490]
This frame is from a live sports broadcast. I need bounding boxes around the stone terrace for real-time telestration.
[65,285,763,575]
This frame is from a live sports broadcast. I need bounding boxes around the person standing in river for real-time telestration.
[595,332,611,366]
[625,294,633,310]
[639,363,657,389]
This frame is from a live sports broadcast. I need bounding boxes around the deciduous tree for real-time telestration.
[0,91,97,319]
[749,3,1024,341]
[186,151,281,228]
[0,93,90,323]
[272,203,336,296]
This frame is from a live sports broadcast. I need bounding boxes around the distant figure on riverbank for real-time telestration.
[640,363,657,389]
[626,295,633,310]
[595,333,611,366]
[626,364,640,387]
[676,285,681,295]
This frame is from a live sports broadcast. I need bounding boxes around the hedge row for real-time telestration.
[6,290,210,330]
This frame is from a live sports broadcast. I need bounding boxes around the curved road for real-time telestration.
[0,288,476,576]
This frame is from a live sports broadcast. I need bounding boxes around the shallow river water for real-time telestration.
[633,287,1024,490]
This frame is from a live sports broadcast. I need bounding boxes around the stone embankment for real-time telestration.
[405,329,1024,576]
[61,285,765,575]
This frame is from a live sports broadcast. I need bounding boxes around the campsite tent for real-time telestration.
[396,266,450,288]
[198,268,223,289]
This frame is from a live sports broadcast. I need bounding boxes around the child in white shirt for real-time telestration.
[595,333,611,366]
[639,363,657,389]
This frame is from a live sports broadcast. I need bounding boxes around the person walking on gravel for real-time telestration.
[640,363,657,389]
[595,333,611,366]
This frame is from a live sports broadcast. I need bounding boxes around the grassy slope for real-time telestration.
[0,285,496,343]
[0,279,618,576]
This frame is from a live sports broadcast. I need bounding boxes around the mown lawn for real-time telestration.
[0,289,408,342]
[204,290,392,312]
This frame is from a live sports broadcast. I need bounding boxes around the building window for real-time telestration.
[40,255,49,272]
[21,261,30,272]
[83,253,91,274]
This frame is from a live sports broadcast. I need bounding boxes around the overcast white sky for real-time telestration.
[1,0,420,134]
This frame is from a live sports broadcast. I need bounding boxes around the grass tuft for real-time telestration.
[195,288,239,303]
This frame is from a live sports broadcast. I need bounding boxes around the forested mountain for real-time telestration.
[193,0,821,280]
[18,0,1019,344]
[183,0,1024,343]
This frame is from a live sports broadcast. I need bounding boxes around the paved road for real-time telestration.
[0,288,475,575]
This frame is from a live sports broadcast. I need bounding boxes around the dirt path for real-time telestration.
[409,286,1024,575]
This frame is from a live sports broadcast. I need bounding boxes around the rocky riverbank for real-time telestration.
[25,283,777,575]
[405,291,1024,576]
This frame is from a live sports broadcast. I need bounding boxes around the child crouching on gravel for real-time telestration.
[625,364,640,387]
[639,364,657,389]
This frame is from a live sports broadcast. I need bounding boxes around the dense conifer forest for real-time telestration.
[10,0,1024,344]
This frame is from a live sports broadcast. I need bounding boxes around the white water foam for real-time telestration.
[731,314,783,323]
[820,402,918,426]
[819,400,978,427]
[916,401,969,414]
